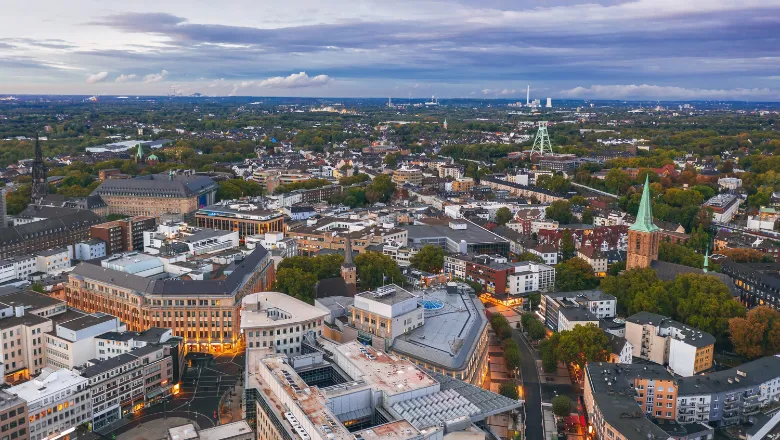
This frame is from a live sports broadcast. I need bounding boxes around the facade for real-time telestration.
[529,244,558,265]
[704,194,740,223]
[78,344,174,430]
[626,176,661,270]
[34,249,70,276]
[91,173,217,219]
[577,246,608,277]
[288,218,407,256]
[45,310,123,370]
[480,176,565,203]
[7,368,91,440]
[540,289,616,332]
[75,239,106,261]
[0,211,102,259]
[64,245,274,352]
[240,291,327,356]
[719,261,780,310]
[0,390,28,440]
[508,260,556,295]
[625,312,715,377]
[392,167,423,186]
[195,204,285,240]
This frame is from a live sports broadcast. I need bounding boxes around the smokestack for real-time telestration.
[526,85,530,106]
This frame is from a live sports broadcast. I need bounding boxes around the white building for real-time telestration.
[240,291,327,356]
[7,368,91,440]
[529,244,558,265]
[45,311,124,370]
[75,239,107,261]
[101,252,164,277]
[0,260,15,284]
[717,177,742,190]
[35,248,71,275]
[508,261,555,295]
[350,285,424,341]
[94,327,174,360]
[704,194,741,223]
[7,255,37,280]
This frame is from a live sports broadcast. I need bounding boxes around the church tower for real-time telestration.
[626,175,661,270]
[30,133,48,203]
[341,233,357,296]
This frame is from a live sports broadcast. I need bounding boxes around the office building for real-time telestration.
[64,245,274,352]
[45,309,123,370]
[195,203,285,240]
[704,194,741,223]
[0,210,101,259]
[8,368,91,440]
[91,216,158,255]
[167,421,254,440]
[392,166,423,186]
[540,289,616,332]
[404,218,510,256]
[719,261,780,310]
[74,239,106,261]
[91,172,217,219]
[625,312,715,377]
[288,217,407,256]
[0,390,28,440]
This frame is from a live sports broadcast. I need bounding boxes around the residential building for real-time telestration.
[91,172,218,219]
[195,203,285,240]
[625,312,715,377]
[704,194,741,223]
[508,260,556,295]
[7,368,91,440]
[746,207,779,231]
[529,244,558,265]
[240,291,327,356]
[607,334,633,364]
[540,289,616,332]
[64,245,274,352]
[288,218,407,256]
[480,176,565,203]
[89,216,157,255]
[718,177,742,190]
[719,261,780,310]
[438,164,463,179]
[392,166,423,186]
[34,248,70,276]
[243,339,520,440]
[382,242,418,267]
[74,239,106,261]
[538,156,580,172]
[0,390,28,440]
[284,205,316,221]
[578,246,608,277]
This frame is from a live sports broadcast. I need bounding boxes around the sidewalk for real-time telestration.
[219,377,245,425]
[542,406,556,440]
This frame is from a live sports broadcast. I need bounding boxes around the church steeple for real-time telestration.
[629,175,660,233]
[30,133,48,203]
[626,175,661,270]
[341,232,357,296]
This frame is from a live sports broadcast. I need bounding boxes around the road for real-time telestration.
[512,328,544,440]
[94,350,245,438]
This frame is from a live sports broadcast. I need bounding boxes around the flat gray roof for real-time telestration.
[403,220,508,245]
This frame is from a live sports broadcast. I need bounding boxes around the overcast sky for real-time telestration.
[2,0,780,100]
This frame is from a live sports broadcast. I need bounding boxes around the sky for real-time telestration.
[2,0,780,100]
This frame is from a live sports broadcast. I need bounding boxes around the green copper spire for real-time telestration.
[136,143,144,161]
[629,175,660,233]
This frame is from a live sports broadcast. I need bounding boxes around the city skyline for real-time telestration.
[2,0,780,100]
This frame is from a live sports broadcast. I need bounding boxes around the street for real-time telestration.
[512,327,543,440]
[93,350,245,439]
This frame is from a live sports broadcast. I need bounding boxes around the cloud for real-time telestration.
[115,73,137,82]
[560,84,780,100]
[482,88,517,96]
[143,69,168,83]
[255,72,331,89]
[85,71,109,84]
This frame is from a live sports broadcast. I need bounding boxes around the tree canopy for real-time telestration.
[729,307,780,359]
[495,207,512,226]
[409,245,446,273]
[555,257,599,292]
[354,251,404,290]
[545,200,574,224]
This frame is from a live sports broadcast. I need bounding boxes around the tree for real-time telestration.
[667,273,746,343]
[601,268,668,316]
[279,254,344,280]
[384,152,401,168]
[528,292,542,310]
[658,241,705,269]
[495,207,513,226]
[559,230,576,261]
[555,258,598,292]
[499,383,519,400]
[30,282,45,294]
[554,323,610,371]
[720,248,772,263]
[503,339,522,372]
[365,174,396,204]
[545,200,573,224]
[607,261,625,277]
[491,314,513,340]
[516,252,544,264]
[729,307,780,359]
[354,251,404,290]
[409,245,446,273]
[552,395,573,418]
[273,268,317,304]
[526,319,546,341]
[605,169,631,194]
[581,207,594,225]
[539,339,558,373]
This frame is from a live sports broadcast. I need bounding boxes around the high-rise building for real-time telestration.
[546,97,552,108]
[31,134,48,203]
[626,176,660,270]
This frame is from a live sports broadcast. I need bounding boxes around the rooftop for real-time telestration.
[240,291,328,329]
[7,368,87,402]
[93,173,216,198]
[403,218,508,245]
[391,284,487,371]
